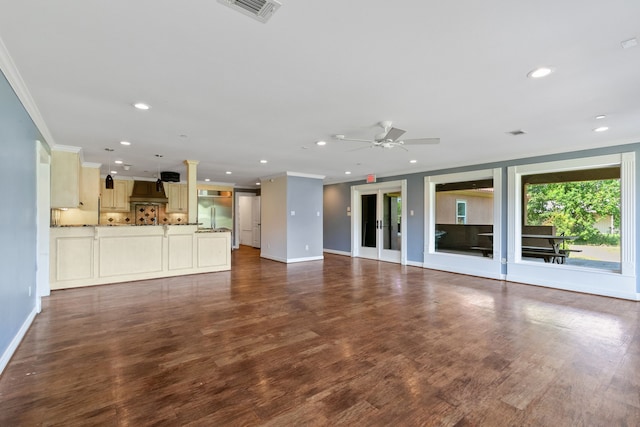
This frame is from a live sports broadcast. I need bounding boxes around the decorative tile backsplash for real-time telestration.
[100,204,187,225]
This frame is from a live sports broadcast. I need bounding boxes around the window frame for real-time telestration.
[507,152,636,299]
[424,168,503,280]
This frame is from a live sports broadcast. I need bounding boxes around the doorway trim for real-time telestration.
[351,179,407,265]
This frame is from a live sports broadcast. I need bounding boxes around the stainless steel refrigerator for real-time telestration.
[197,191,233,230]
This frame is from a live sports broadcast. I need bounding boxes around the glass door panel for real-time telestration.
[380,191,401,262]
[361,194,377,248]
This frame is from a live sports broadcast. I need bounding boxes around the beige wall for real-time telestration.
[436,190,493,225]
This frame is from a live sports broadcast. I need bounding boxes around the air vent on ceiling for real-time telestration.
[507,129,527,136]
[217,0,282,23]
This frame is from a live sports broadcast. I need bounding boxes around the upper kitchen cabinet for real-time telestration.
[101,180,131,211]
[165,183,188,213]
[50,149,80,208]
[79,166,100,209]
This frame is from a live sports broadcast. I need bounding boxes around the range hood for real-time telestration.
[129,180,169,204]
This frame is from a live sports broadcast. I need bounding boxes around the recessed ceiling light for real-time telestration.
[527,67,554,79]
[345,171,352,175]
[621,37,638,49]
[133,103,150,110]
[260,160,268,164]
[316,140,327,146]
[409,160,417,164]
[594,126,609,132]
[120,141,131,146]
[114,160,123,164]
[225,171,232,175]
[204,178,210,182]
[110,171,118,174]
[256,182,261,186]
[595,115,606,120]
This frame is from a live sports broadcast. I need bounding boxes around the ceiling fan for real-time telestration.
[333,121,440,151]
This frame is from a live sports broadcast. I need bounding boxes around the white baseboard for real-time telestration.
[405,260,423,267]
[260,254,287,263]
[0,306,37,375]
[260,254,324,263]
[323,249,351,257]
[286,256,324,263]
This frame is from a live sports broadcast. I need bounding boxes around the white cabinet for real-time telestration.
[101,180,130,211]
[51,150,80,208]
[165,183,188,213]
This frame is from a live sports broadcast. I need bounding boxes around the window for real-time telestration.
[434,178,494,255]
[521,167,621,271]
[507,153,636,300]
[456,200,467,224]
[424,168,503,280]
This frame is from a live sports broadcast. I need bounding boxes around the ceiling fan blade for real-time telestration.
[383,127,406,142]
[391,143,408,152]
[346,145,373,152]
[401,138,440,145]
[333,135,374,143]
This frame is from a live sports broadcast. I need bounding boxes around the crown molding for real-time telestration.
[286,171,325,180]
[0,35,57,148]
[51,144,82,153]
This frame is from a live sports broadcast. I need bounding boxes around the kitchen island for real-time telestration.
[50,225,231,289]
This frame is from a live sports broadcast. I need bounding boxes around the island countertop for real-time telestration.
[50,225,231,289]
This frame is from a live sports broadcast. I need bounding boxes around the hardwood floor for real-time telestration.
[1,246,639,426]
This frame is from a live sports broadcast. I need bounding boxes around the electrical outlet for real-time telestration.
[305,244,309,251]
[28,286,32,297]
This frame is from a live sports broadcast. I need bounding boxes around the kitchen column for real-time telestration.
[184,159,199,224]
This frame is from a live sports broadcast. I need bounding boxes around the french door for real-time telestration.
[352,180,407,264]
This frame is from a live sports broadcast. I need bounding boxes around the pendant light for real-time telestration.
[155,154,163,192]
[105,148,114,189]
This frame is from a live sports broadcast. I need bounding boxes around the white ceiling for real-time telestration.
[1,1,639,187]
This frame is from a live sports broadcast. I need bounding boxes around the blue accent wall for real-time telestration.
[322,182,356,253]
[287,176,323,259]
[0,71,39,366]
[324,143,640,292]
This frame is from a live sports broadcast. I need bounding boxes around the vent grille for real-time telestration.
[218,0,281,23]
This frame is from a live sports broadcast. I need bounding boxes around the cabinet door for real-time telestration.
[113,180,130,211]
[51,151,80,208]
[101,188,115,209]
[101,180,130,211]
[166,183,187,213]
[179,185,188,210]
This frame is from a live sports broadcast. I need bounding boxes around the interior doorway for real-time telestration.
[237,194,261,248]
[351,180,407,264]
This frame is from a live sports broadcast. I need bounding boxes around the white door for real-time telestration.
[352,180,407,264]
[238,196,253,246]
[252,196,261,248]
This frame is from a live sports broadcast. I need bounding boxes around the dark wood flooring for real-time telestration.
[1,246,639,426]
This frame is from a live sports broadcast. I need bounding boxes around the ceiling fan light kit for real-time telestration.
[333,121,440,151]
